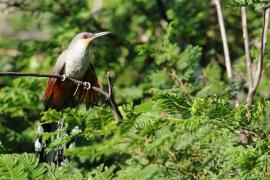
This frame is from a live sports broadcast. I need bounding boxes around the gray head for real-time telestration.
[68,31,110,50]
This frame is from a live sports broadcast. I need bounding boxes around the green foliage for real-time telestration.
[0,77,43,152]
[59,94,270,179]
[0,153,46,180]
[225,0,270,10]
[153,91,191,117]
[1,0,270,179]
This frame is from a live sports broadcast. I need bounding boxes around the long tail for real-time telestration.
[35,120,67,164]
[35,120,79,165]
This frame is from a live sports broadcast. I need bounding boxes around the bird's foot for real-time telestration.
[73,83,82,96]
[83,82,91,91]
[61,75,67,81]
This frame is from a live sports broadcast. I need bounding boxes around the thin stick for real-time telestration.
[242,7,253,87]
[242,7,254,105]
[213,0,233,81]
[106,72,122,122]
[246,8,269,105]
[254,8,269,88]
[170,69,192,98]
[0,72,60,78]
[0,71,123,122]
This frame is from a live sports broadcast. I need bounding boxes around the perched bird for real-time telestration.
[35,31,110,164]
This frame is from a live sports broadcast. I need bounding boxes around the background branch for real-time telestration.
[242,7,254,105]
[0,71,123,122]
[246,8,270,105]
[213,0,233,82]
[254,8,269,88]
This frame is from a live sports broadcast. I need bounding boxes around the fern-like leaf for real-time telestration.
[153,92,191,118]
[0,154,27,180]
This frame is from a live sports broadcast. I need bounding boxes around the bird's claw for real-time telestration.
[83,82,91,91]
[61,75,67,81]
[73,83,82,96]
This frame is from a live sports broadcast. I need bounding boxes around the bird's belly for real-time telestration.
[65,58,89,79]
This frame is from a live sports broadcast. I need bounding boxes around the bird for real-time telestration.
[35,31,110,164]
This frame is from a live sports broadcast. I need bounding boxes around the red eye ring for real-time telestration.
[82,34,89,39]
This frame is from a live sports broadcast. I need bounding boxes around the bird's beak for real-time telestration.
[92,31,110,40]
[84,32,110,47]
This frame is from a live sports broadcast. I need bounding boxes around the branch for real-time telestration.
[106,72,123,122]
[242,7,254,105]
[170,68,192,98]
[213,0,233,82]
[254,8,269,88]
[0,71,123,122]
[246,8,269,105]
[242,7,253,88]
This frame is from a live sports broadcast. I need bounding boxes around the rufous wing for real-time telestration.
[43,63,76,110]
[76,64,102,108]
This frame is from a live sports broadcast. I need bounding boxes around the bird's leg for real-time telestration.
[73,82,82,96]
[83,82,91,91]
[73,81,91,97]
[61,75,67,81]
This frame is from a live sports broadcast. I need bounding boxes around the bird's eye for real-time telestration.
[82,34,89,39]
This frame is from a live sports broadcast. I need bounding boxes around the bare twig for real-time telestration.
[242,7,255,106]
[254,8,269,88]
[0,71,123,122]
[107,72,112,97]
[213,0,233,82]
[245,8,270,105]
[170,69,192,98]
[106,72,123,122]
[242,7,253,89]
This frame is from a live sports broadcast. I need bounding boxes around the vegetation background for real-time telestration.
[1,0,270,179]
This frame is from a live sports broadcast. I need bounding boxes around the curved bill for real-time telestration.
[93,31,110,39]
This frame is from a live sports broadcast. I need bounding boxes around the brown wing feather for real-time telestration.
[43,63,76,110]
[76,64,101,107]
[44,77,57,103]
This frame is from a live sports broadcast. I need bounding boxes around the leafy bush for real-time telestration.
[1,0,270,179]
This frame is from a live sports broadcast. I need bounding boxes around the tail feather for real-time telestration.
[36,123,56,161]
[35,121,67,164]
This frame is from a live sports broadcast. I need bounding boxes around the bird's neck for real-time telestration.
[68,41,89,56]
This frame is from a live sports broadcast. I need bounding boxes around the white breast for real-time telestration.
[65,49,90,79]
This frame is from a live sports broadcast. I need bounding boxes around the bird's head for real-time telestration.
[68,31,110,50]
